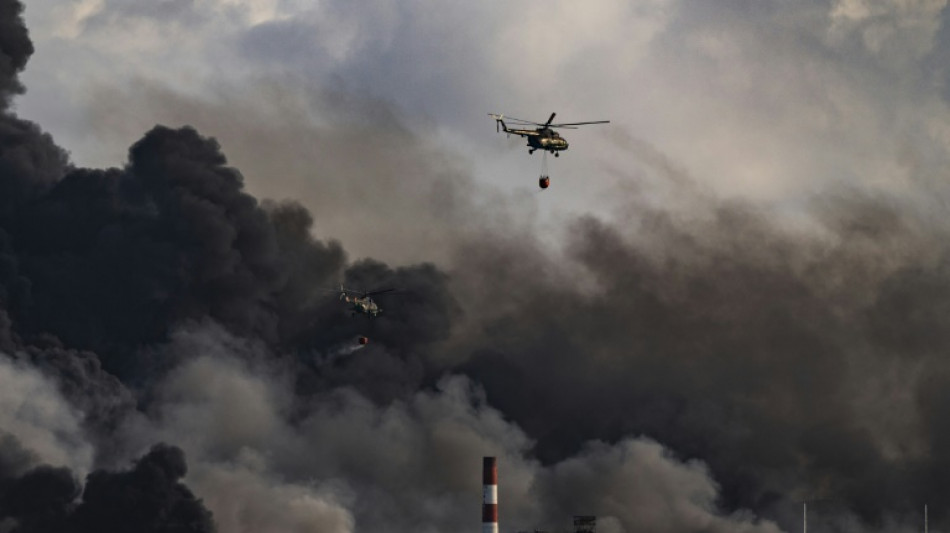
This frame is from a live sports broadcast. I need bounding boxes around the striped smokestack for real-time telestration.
[483,457,498,533]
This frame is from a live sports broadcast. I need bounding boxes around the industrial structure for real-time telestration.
[483,457,498,533]
[573,516,596,533]
[482,456,595,533]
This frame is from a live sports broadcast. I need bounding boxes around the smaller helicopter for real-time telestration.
[488,112,609,157]
[334,285,395,318]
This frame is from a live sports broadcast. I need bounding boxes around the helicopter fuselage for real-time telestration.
[503,127,569,154]
[528,129,569,152]
[344,295,381,317]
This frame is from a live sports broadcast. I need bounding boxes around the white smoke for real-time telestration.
[0,355,94,475]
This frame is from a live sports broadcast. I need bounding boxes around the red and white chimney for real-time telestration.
[483,457,498,533]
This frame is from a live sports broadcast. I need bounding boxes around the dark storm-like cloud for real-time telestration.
[0,444,215,533]
[5,124,342,372]
[4,115,462,377]
[0,0,460,458]
[0,0,31,109]
[0,465,79,533]
[72,444,214,533]
[0,2,460,530]
[0,0,69,319]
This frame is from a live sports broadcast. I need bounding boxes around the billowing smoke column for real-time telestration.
[483,457,498,533]
[0,1,459,531]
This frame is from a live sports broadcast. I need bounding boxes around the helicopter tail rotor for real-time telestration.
[489,113,507,133]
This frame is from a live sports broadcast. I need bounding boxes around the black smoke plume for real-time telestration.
[0,2,459,530]
[0,0,30,110]
[72,444,214,533]
[0,443,213,533]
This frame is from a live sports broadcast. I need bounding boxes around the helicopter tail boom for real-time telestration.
[489,113,509,134]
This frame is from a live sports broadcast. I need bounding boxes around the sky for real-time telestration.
[4,1,950,533]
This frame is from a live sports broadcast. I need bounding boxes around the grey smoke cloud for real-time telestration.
[139,322,785,533]
[0,356,92,475]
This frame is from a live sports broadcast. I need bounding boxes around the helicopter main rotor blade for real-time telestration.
[323,285,368,296]
[489,113,609,128]
[320,287,351,293]
[364,288,397,297]
[489,113,539,129]
[494,115,547,126]
[548,120,611,127]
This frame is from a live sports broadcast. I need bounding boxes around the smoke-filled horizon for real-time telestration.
[4,1,950,533]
